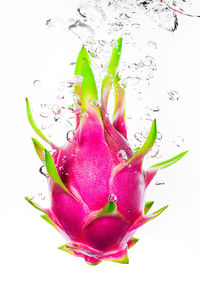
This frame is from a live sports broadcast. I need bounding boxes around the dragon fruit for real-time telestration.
[25,38,187,265]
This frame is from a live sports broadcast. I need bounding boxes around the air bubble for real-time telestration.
[80,112,88,118]
[66,130,78,143]
[168,90,180,101]
[89,99,101,108]
[117,150,128,162]
[33,80,41,87]
[155,180,165,186]
[173,136,184,147]
[67,75,83,87]
[108,194,117,203]
[39,165,47,177]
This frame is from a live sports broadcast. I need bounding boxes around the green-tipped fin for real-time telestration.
[80,58,99,113]
[25,197,45,213]
[96,201,117,218]
[144,201,154,215]
[128,119,157,164]
[101,38,123,109]
[58,244,74,255]
[150,151,188,170]
[25,98,50,145]
[74,46,90,97]
[44,149,70,194]
[41,214,57,229]
[148,205,168,222]
[129,237,139,249]
[110,254,129,264]
[32,138,45,161]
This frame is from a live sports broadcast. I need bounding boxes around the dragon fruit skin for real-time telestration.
[25,38,187,265]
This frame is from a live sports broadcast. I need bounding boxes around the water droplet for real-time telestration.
[155,180,165,186]
[39,165,47,177]
[157,131,162,141]
[134,132,144,143]
[110,22,123,31]
[40,111,49,118]
[59,166,64,171]
[68,20,95,40]
[80,112,88,118]
[77,4,106,22]
[33,80,41,87]
[117,150,128,162]
[168,90,180,101]
[66,130,78,143]
[45,18,67,30]
[148,144,160,158]
[38,192,45,200]
[108,194,117,203]
[147,40,157,49]
[173,136,184,147]
[132,23,140,30]
[89,99,101,108]
[67,75,83,87]
[68,103,81,114]
[52,105,62,115]
[49,149,57,155]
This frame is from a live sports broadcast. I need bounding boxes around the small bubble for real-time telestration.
[134,132,144,143]
[80,112,88,118]
[52,105,62,115]
[40,111,49,118]
[108,194,117,203]
[173,136,184,147]
[168,90,180,101]
[147,41,157,49]
[157,131,162,141]
[68,103,81,113]
[132,23,140,30]
[49,149,57,155]
[155,180,165,186]
[59,166,64,171]
[89,99,101,108]
[117,150,128,162]
[38,193,45,200]
[66,130,78,143]
[67,75,83,87]
[148,144,160,158]
[33,80,41,87]
[39,165,47,177]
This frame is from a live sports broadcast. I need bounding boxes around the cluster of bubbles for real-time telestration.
[30,0,192,197]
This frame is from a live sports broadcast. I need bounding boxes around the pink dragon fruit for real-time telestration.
[25,38,187,265]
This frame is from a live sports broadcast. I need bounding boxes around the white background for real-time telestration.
[1,1,200,298]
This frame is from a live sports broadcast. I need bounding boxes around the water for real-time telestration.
[30,0,194,165]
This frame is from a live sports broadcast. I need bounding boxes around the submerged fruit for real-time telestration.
[25,38,187,265]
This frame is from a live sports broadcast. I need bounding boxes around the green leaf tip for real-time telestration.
[107,38,122,78]
[110,254,129,264]
[128,119,157,164]
[75,46,90,76]
[148,205,168,222]
[24,196,45,213]
[25,98,50,145]
[101,38,123,110]
[129,237,139,249]
[32,138,45,162]
[150,150,188,170]
[144,201,154,215]
[80,58,99,111]
[97,201,117,218]
[58,244,74,255]
[44,149,70,194]
[41,214,57,229]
